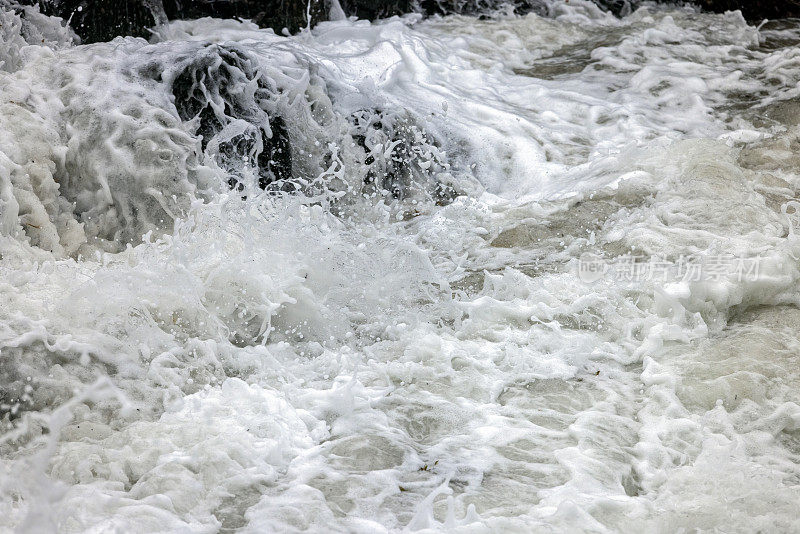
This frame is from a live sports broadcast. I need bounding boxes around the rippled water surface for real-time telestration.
[2,2,800,532]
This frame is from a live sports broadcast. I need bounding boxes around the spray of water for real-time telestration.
[2,1,800,532]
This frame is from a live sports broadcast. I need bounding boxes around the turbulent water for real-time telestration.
[2,1,800,532]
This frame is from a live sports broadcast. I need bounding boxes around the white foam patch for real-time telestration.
[3,1,800,532]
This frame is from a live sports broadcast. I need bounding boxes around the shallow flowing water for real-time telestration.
[2,1,800,532]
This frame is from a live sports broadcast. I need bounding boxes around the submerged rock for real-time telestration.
[170,45,293,191]
[348,109,457,203]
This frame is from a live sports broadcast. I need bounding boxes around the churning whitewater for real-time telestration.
[2,1,800,532]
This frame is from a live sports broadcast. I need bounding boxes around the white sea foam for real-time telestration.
[2,1,800,532]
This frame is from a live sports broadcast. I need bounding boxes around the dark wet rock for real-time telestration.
[17,0,326,42]
[694,0,800,21]
[161,0,327,34]
[13,0,800,44]
[31,0,160,42]
[592,0,633,16]
[170,45,293,191]
[162,0,547,34]
[343,0,549,20]
[348,109,457,203]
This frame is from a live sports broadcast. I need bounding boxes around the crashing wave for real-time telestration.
[0,12,459,256]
